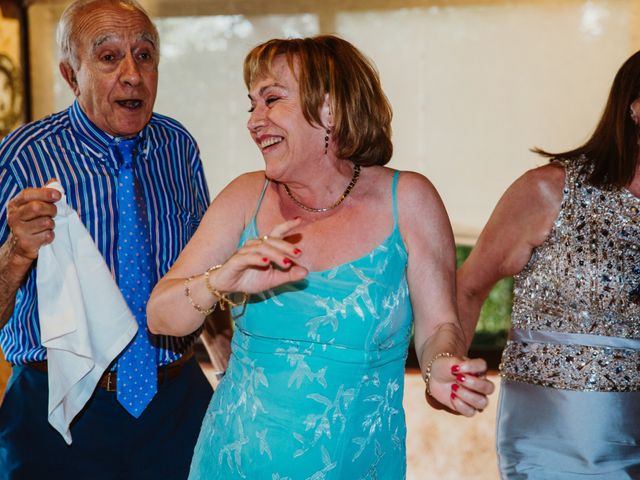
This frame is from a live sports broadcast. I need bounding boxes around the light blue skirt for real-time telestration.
[497,380,640,479]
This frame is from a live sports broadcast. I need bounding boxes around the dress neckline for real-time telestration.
[249,215,402,275]
[243,170,405,274]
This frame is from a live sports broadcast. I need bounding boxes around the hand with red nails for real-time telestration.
[147,215,307,337]
[199,217,307,297]
[423,353,494,418]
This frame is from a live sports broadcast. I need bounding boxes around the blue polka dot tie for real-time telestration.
[113,138,158,418]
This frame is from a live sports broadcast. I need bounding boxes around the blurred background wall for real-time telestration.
[25,0,640,242]
[2,1,639,478]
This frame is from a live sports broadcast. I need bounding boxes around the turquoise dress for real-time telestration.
[189,171,413,479]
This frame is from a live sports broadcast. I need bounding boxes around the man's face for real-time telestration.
[65,3,158,138]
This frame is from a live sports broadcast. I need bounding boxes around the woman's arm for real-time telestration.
[399,171,493,417]
[147,172,307,337]
[456,163,565,347]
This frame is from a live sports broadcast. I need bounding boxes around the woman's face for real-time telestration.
[247,55,327,182]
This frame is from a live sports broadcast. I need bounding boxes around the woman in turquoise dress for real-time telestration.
[148,35,494,479]
[457,51,640,479]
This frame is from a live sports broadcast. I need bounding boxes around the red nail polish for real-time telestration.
[450,392,457,400]
[262,257,269,262]
[451,365,460,374]
[293,248,301,255]
[456,374,466,383]
[451,383,459,392]
[283,258,292,265]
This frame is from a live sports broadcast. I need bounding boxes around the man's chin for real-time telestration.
[109,115,151,138]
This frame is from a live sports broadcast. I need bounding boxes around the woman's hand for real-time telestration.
[208,217,308,295]
[426,355,495,417]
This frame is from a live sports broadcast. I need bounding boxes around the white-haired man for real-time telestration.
[0,1,225,478]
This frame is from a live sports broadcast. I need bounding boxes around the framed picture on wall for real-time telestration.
[0,0,27,140]
[0,0,27,401]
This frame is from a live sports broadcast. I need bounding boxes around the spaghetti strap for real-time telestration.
[391,170,400,226]
[251,177,270,223]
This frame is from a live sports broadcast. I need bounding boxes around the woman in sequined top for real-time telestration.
[457,51,640,479]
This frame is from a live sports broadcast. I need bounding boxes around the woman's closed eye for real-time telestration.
[248,96,280,112]
[265,96,280,106]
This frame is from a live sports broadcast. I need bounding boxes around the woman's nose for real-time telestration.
[247,104,267,131]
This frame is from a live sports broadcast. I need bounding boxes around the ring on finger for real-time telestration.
[261,235,270,242]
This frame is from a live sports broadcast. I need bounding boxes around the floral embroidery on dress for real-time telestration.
[188,173,411,479]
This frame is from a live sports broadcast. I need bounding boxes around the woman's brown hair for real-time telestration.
[244,35,393,166]
[533,50,640,187]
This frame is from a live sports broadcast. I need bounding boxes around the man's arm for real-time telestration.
[0,187,60,328]
[0,234,32,327]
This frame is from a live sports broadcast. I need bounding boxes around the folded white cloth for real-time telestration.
[36,181,138,444]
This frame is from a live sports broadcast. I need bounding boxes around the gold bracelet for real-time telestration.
[184,275,217,316]
[203,264,249,311]
[423,352,455,397]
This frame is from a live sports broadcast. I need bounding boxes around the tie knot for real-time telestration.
[115,138,138,169]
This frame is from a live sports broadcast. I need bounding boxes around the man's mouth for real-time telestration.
[116,100,143,110]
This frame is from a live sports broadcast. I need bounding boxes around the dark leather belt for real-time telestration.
[26,351,193,392]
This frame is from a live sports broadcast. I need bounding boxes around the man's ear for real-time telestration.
[59,62,80,96]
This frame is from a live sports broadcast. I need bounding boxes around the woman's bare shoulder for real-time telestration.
[516,162,566,198]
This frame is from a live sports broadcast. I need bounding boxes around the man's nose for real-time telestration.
[119,54,142,85]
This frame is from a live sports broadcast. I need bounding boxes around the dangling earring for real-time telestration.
[324,129,330,155]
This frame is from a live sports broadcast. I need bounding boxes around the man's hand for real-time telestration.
[0,183,61,327]
[6,185,61,264]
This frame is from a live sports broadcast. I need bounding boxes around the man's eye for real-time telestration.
[101,54,115,62]
[138,52,153,61]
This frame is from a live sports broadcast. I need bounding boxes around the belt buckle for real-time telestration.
[105,372,117,392]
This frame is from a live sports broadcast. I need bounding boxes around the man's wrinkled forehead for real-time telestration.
[74,4,156,47]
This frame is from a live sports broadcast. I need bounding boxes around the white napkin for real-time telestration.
[36,181,138,444]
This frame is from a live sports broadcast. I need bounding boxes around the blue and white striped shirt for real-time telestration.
[0,101,210,366]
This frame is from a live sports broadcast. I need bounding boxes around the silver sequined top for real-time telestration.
[500,156,640,392]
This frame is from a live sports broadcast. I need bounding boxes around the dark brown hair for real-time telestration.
[533,50,640,187]
[244,35,393,166]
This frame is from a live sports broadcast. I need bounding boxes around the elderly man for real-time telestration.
[0,1,223,478]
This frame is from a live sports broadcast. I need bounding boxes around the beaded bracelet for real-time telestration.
[423,352,455,397]
[203,264,249,311]
[184,275,217,316]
